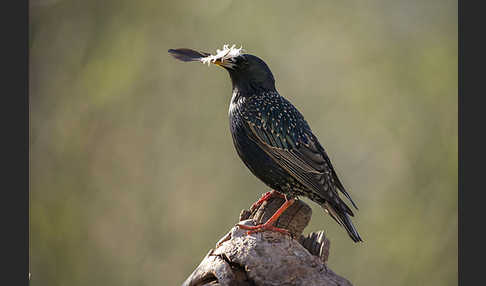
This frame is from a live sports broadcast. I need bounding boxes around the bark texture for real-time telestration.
[182,196,353,286]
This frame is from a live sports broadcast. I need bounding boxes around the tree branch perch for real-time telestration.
[182,196,354,286]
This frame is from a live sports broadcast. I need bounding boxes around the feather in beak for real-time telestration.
[169,44,244,69]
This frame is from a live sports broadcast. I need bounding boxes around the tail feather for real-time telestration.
[322,202,363,243]
[336,185,359,211]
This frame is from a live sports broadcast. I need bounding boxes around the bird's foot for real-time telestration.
[236,222,290,236]
[238,197,295,236]
[250,190,286,211]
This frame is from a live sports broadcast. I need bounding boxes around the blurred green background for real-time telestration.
[30,0,457,285]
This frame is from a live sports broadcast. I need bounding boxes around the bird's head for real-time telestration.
[169,44,276,92]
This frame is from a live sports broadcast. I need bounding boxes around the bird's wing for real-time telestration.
[313,138,359,210]
[242,97,357,214]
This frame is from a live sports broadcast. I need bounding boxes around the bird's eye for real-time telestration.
[238,55,247,63]
[223,56,246,69]
[232,56,248,67]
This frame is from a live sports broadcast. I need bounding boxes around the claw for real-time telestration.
[237,197,295,236]
[250,190,286,211]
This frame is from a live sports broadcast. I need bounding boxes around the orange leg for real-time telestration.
[238,197,295,235]
[250,190,286,211]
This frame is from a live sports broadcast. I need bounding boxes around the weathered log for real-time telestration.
[182,196,353,286]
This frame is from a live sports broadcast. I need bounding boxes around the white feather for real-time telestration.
[200,44,244,66]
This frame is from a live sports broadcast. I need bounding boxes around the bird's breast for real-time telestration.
[227,93,302,193]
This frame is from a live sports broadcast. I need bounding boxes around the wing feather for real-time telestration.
[238,91,357,213]
[246,122,355,215]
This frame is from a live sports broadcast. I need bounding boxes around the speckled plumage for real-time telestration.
[229,87,362,241]
[169,48,362,242]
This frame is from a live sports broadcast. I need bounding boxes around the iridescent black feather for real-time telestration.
[168,48,209,62]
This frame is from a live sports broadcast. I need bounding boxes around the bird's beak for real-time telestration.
[213,59,225,67]
[213,59,235,69]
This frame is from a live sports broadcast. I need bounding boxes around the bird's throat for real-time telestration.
[229,90,242,115]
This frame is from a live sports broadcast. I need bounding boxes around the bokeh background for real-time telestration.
[30,0,457,285]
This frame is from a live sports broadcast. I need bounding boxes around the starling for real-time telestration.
[169,45,362,243]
